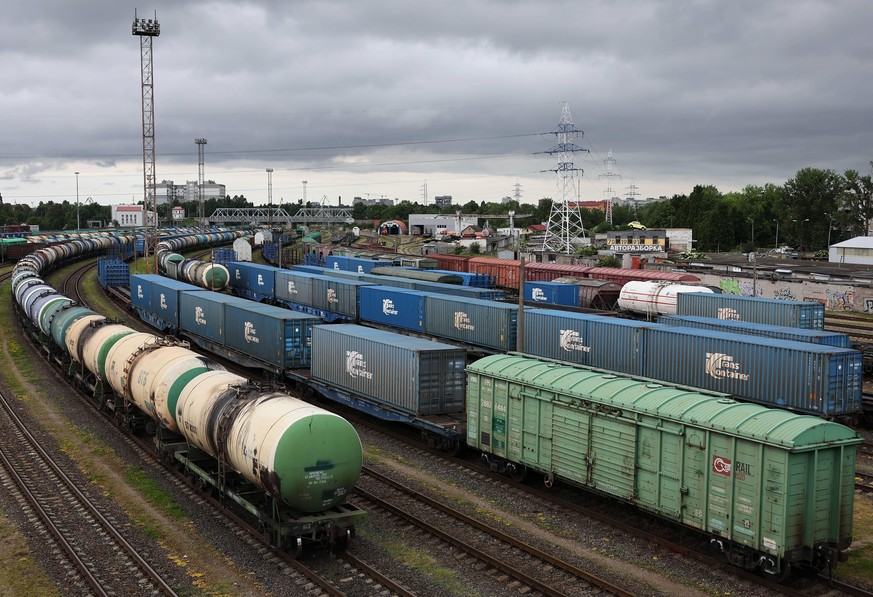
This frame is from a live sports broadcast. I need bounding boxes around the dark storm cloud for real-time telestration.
[2,0,872,204]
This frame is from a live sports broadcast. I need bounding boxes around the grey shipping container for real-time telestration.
[311,324,466,416]
[423,293,518,352]
[224,302,319,369]
[643,325,862,417]
[523,309,654,375]
[275,270,317,307]
[676,292,825,330]
[659,315,852,348]
[310,277,375,318]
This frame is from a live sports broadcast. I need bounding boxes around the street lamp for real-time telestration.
[74,171,80,230]
[792,218,810,251]
[266,168,273,229]
[773,218,779,249]
[825,212,835,249]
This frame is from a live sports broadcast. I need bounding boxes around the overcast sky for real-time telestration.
[2,1,872,210]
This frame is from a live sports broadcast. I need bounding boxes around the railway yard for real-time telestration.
[3,234,873,596]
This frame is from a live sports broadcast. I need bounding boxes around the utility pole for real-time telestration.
[266,168,274,229]
[598,149,621,225]
[75,171,80,230]
[132,9,160,273]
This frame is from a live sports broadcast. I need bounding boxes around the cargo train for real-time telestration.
[195,260,862,420]
[11,234,366,553]
[118,252,862,580]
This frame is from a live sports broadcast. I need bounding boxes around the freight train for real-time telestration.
[10,233,366,553]
[114,250,863,580]
[188,259,862,421]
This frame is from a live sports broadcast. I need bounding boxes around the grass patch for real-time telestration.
[0,508,60,596]
[836,496,873,587]
[124,465,188,520]
[379,537,475,596]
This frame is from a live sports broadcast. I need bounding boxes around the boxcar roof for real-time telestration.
[470,354,861,450]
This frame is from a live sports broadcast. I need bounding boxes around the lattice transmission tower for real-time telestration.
[196,138,207,224]
[132,9,160,272]
[598,149,621,225]
[538,103,589,254]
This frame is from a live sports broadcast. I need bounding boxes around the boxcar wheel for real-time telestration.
[761,560,790,583]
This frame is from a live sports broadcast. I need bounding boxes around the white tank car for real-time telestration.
[617,280,714,317]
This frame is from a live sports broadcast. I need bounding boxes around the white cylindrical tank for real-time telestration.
[618,281,714,317]
[130,346,224,432]
[176,370,249,454]
[81,324,137,381]
[66,315,108,363]
[104,332,161,400]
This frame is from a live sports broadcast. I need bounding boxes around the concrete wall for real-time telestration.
[693,271,873,313]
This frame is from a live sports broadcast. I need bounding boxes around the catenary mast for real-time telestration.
[132,9,160,272]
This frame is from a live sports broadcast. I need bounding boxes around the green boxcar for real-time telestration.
[466,354,860,579]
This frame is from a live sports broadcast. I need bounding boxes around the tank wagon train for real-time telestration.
[120,257,864,580]
[11,235,366,553]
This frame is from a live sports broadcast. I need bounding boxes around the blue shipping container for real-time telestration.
[523,309,654,375]
[223,302,318,369]
[423,293,517,351]
[676,292,825,330]
[226,261,276,300]
[327,255,394,274]
[524,281,579,307]
[642,325,861,417]
[131,274,202,331]
[359,286,425,332]
[659,315,852,348]
[180,291,250,344]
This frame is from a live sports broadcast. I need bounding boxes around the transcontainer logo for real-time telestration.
[256,274,264,287]
[194,306,207,326]
[345,350,373,379]
[327,288,338,304]
[712,456,732,476]
[234,270,241,280]
[136,285,144,299]
[357,265,365,273]
[287,281,297,295]
[382,298,398,316]
[531,288,548,302]
[717,307,741,320]
[454,311,475,331]
[705,353,750,381]
[159,293,167,310]
[559,329,591,353]
[333,263,340,270]
[243,321,260,344]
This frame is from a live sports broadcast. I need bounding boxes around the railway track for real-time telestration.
[357,465,634,597]
[0,390,178,596]
[7,252,426,595]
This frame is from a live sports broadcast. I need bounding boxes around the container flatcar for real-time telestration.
[466,353,860,580]
[676,292,825,330]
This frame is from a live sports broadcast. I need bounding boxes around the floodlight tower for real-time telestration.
[538,103,588,254]
[132,9,160,272]
[598,149,621,225]
[196,138,207,225]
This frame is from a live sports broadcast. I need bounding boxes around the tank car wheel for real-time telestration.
[761,559,791,583]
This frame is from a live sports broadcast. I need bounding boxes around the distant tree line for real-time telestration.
[2,162,871,254]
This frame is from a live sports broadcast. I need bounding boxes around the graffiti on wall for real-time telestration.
[824,289,853,310]
[720,279,741,294]
[773,287,797,301]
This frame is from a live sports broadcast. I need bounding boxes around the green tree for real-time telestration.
[843,166,873,237]
[780,167,845,250]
